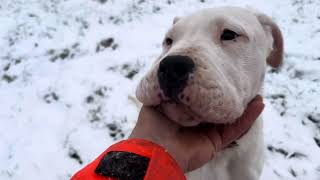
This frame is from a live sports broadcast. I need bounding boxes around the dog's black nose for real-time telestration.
[157,55,195,100]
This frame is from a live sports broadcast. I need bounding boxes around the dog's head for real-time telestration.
[136,7,283,126]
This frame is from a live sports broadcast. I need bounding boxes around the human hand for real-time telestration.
[129,95,264,172]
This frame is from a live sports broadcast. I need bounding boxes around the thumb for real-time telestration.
[205,95,265,152]
[220,95,264,148]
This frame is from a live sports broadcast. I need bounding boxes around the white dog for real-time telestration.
[136,7,283,180]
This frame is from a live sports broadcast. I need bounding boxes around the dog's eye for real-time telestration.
[164,37,173,46]
[221,29,240,41]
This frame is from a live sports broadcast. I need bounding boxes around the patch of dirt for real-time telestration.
[96,38,118,52]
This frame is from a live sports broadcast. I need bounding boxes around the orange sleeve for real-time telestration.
[71,139,186,180]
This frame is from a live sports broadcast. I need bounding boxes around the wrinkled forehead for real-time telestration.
[169,8,260,37]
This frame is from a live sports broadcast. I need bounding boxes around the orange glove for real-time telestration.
[71,138,186,180]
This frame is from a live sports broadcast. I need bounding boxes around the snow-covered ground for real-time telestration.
[0,0,319,179]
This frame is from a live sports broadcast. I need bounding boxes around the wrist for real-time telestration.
[129,133,188,172]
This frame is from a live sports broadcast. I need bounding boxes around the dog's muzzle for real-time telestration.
[157,55,195,101]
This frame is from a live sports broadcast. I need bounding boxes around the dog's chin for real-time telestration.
[158,99,242,127]
[159,101,203,127]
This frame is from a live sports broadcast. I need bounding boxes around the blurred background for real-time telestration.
[0,0,319,179]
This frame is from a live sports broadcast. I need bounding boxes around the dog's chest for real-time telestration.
[186,117,264,180]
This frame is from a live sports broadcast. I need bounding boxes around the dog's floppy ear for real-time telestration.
[173,16,181,24]
[256,13,284,68]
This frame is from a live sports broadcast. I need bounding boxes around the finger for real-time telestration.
[231,95,264,128]
[220,96,265,148]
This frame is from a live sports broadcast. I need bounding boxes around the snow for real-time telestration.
[0,0,319,179]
